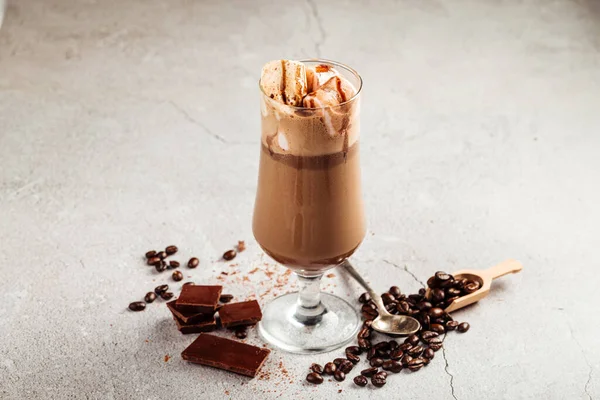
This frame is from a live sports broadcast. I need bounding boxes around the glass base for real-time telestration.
[258,292,360,354]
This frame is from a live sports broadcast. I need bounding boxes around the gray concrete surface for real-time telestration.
[1,0,599,399]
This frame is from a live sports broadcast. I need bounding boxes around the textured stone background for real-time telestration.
[1,0,599,399]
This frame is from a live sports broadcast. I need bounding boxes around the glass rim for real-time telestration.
[258,58,363,111]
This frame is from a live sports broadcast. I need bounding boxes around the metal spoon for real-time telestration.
[341,260,420,336]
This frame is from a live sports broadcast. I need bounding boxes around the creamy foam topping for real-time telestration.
[260,60,359,157]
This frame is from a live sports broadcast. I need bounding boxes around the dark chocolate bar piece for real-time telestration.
[176,285,222,313]
[173,315,217,334]
[218,300,262,328]
[166,300,214,324]
[181,333,270,377]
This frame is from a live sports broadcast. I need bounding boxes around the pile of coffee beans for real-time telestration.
[306,271,471,388]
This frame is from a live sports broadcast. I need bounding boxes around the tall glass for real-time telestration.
[253,59,365,353]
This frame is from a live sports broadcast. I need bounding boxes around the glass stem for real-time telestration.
[293,272,327,325]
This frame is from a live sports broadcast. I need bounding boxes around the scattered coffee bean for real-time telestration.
[145,250,157,259]
[446,320,459,331]
[371,373,387,387]
[334,370,345,382]
[360,367,378,377]
[346,353,360,364]
[168,260,180,269]
[165,245,178,255]
[382,360,402,373]
[421,330,439,341]
[219,294,234,303]
[172,270,183,281]
[408,357,426,371]
[332,358,346,366]
[370,357,384,368]
[429,307,445,319]
[223,249,237,261]
[128,301,146,311]
[160,292,174,300]
[310,363,323,374]
[398,343,413,352]
[354,375,368,387]
[390,349,404,361]
[346,346,362,355]
[144,292,156,303]
[405,334,420,346]
[234,326,248,339]
[358,338,371,351]
[428,340,443,351]
[188,257,199,268]
[416,301,432,311]
[401,354,413,367]
[381,293,396,304]
[397,301,411,313]
[389,286,401,297]
[418,288,427,296]
[358,292,371,303]
[358,327,371,339]
[458,322,470,333]
[423,348,435,360]
[376,348,391,359]
[324,362,337,375]
[338,360,353,373]
[306,372,323,384]
[407,345,424,357]
[155,261,167,272]
[366,348,377,360]
[157,251,167,260]
[430,323,445,334]
[147,256,161,266]
[154,285,168,295]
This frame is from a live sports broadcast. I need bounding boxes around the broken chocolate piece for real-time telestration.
[175,285,222,313]
[173,315,217,334]
[181,333,270,377]
[166,300,215,324]
[218,300,262,328]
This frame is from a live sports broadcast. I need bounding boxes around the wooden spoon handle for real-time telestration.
[486,259,523,280]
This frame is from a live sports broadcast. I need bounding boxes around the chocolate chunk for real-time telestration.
[181,333,270,377]
[166,300,215,324]
[219,294,234,303]
[173,314,217,334]
[218,300,262,328]
[176,285,222,313]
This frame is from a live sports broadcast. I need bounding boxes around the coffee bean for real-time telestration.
[346,353,360,364]
[390,349,404,361]
[332,358,346,366]
[361,304,377,316]
[234,327,248,339]
[148,256,161,266]
[388,340,398,351]
[145,250,157,259]
[155,261,167,272]
[419,313,431,329]
[429,307,444,319]
[375,371,388,379]
[370,357,384,367]
[408,294,423,303]
[366,348,377,360]
[376,348,391,359]
[381,293,396,304]
[361,367,378,377]
[306,372,323,384]
[407,345,424,357]
[339,360,353,373]
[182,282,194,286]
[154,285,168,295]
[371,375,386,388]
[418,287,426,295]
[172,270,183,281]
[428,338,443,351]
[346,346,362,355]
[416,301,433,311]
[310,363,323,374]
[435,271,451,282]
[455,278,468,289]
[423,348,435,360]
[334,370,345,382]
[446,287,461,297]
[157,251,167,260]
[358,292,371,303]
[358,338,371,351]
[401,354,413,367]
[373,341,390,351]
[385,303,397,313]
[186,257,199,268]
[431,288,445,303]
[446,320,459,331]
[405,334,420,346]
[363,319,374,328]
[464,281,480,294]
[168,260,180,269]
[358,327,371,339]
[144,292,156,303]
[382,360,402,373]
[223,249,237,261]
[128,301,145,311]
[354,375,368,387]
[458,322,470,333]
[396,301,411,314]
[408,357,425,371]
[389,286,401,297]
[324,362,337,375]
[399,343,413,352]
[219,294,234,303]
[427,276,438,288]
[430,323,445,334]
[421,332,438,343]
[160,292,174,300]
[165,245,178,255]
[446,296,459,305]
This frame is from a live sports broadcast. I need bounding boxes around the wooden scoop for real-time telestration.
[428,259,523,313]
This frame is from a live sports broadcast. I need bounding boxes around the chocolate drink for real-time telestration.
[253,62,365,272]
